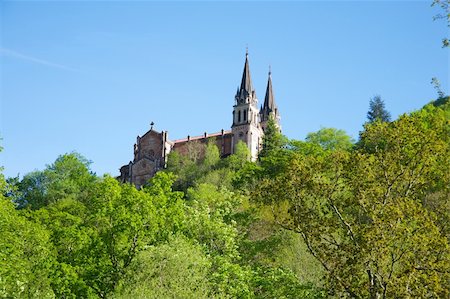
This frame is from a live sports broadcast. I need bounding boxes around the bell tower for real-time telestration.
[231,51,263,160]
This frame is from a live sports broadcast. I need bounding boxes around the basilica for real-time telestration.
[118,52,281,187]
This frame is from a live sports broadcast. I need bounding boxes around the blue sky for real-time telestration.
[1,0,448,178]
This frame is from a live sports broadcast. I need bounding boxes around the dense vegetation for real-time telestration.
[1,97,449,298]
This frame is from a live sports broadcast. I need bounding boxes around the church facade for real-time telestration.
[118,52,281,187]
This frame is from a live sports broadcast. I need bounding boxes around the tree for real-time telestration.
[27,171,185,298]
[367,95,391,123]
[305,127,354,151]
[255,110,450,298]
[165,142,208,191]
[432,0,450,47]
[431,77,446,99]
[224,141,250,170]
[12,152,96,209]
[251,267,326,299]
[116,234,212,299]
[203,139,220,170]
[259,115,284,159]
[31,199,94,298]
[183,183,254,297]
[80,173,184,297]
[0,199,55,298]
[0,145,55,298]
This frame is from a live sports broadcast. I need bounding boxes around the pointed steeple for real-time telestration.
[260,67,277,122]
[240,51,253,93]
[232,49,262,162]
[263,67,275,113]
[236,50,255,103]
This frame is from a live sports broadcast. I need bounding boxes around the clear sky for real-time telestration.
[1,0,448,178]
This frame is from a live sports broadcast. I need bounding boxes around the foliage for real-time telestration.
[167,140,251,192]
[166,140,222,191]
[203,139,221,169]
[165,150,197,191]
[432,0,450,47]
[0,198,55,298]
[251,267,326,299]
[305,127,354,151]
[255,108,450,298]
[256,117,291,181]
[11,153,96,209]
[367,95,391,123]
[184,184,242,259]
[259,115,284,159]
[116,234,212,299]
[223,140,250,170]
[431,77,446,99]
[3,98,448,298]
[15,163,185,298]
[413,101,450,240]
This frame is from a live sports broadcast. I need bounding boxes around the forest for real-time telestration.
[0,96,449,298]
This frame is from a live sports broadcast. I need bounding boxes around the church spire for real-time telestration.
[237,50,254,101]
[263,67,275,113]
[261,67,277,121]
[232,49,261,162]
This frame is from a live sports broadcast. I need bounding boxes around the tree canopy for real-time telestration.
[254,103,450,298]
[1,97,449,298]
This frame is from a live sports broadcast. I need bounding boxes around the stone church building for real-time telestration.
[118,52,281,187]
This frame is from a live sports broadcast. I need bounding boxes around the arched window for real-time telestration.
[243,110,247,122]
[238,110,241,122]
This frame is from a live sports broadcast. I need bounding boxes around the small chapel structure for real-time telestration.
[118,52,281,187]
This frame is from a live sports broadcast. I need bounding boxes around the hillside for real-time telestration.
[1,100,449,298]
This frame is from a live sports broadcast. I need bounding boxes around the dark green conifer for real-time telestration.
[367,95,391,123]
[259,115,283,159]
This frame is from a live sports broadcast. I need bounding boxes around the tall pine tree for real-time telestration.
[367,95,391,123]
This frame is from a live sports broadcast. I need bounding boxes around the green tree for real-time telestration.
[195,141,251,190]
[13,153,96,209]
[410,102,450,240]
[251,267,326,299]
[142,172,185,242]
[0,145,55,298]
[255,110,450,298]
[305,127,354,151]
[82,173,183,297]
[12,170,47,208]
[29,171,185,298]
[31,199,94,298]
[183,183,254,297]
[259,115,284,159]
[367,95,391,123]
[203,139,220,170]
[0,199,55,298]
[116,234,212,299]
[225,141,250,170]
[165,142,207,191]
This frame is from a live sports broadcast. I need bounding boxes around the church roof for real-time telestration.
[172,130,232,144]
